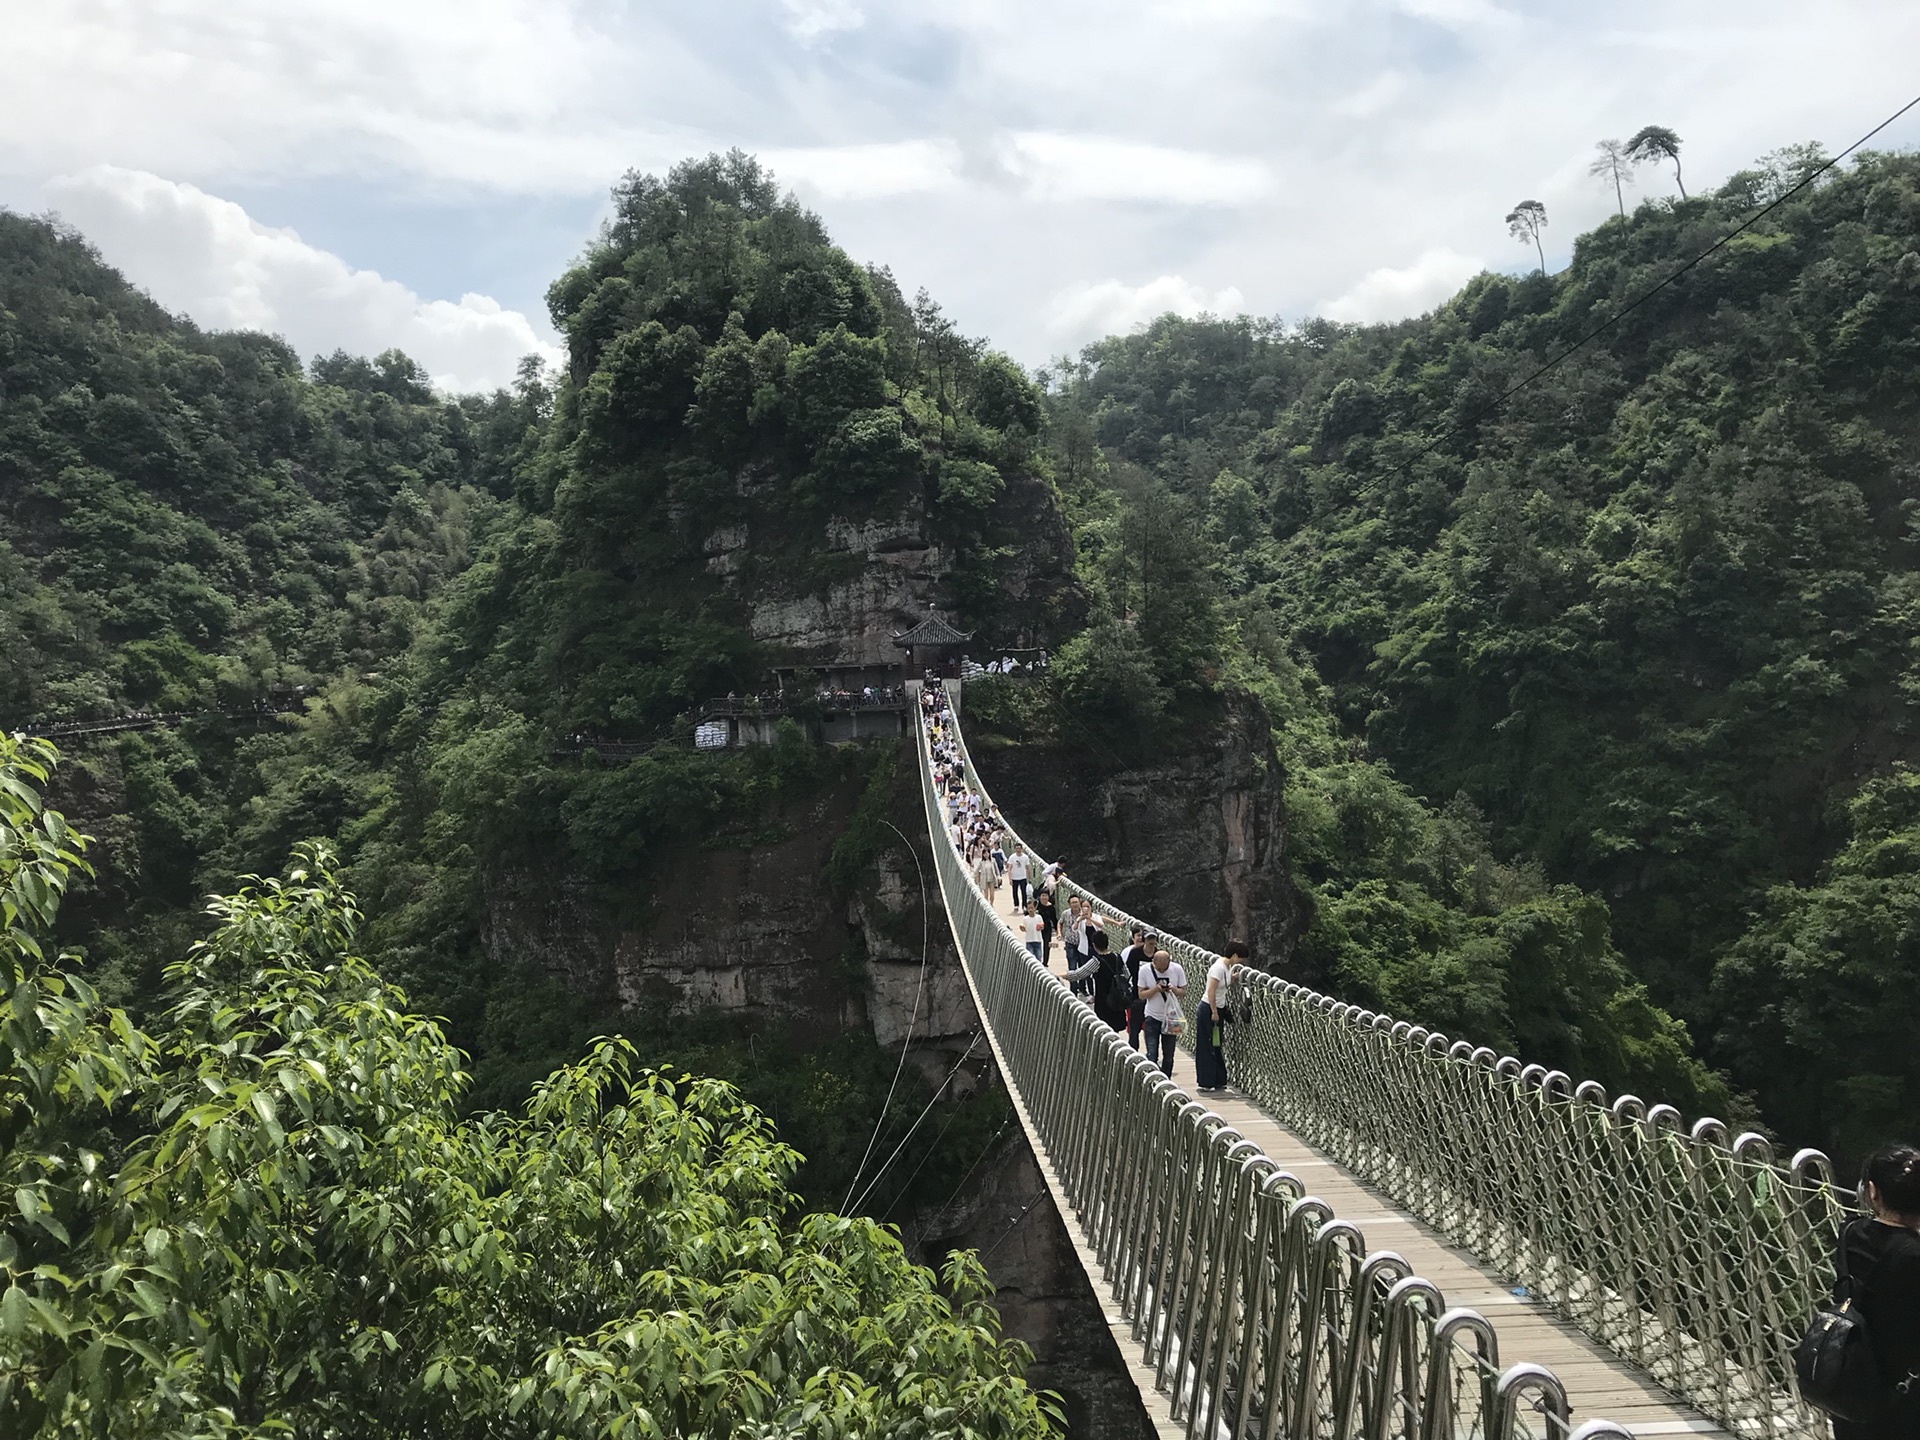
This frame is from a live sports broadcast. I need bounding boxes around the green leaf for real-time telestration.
[0,1285,31,1338]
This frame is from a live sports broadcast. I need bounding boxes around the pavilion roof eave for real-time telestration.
[892,614,973,648]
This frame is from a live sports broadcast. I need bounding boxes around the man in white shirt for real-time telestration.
[1018,900,1044,960]
[1065,897,1097,997]
[1136,948,1187,1077]
[1006,847,1030,907]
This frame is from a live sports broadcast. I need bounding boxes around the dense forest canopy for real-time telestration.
[1032,143,1920,1158]
[2,132,1916,1359]
[0,159,1040,1214]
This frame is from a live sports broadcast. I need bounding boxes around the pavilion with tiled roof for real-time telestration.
[893,607,972,679]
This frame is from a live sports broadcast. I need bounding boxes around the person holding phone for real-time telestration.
[1137,948,1186,1077]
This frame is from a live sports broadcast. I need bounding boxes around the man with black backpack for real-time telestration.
[1119,926,1153,1052]
[1089,932,1130,1034]
[1797,1142,1920,1439]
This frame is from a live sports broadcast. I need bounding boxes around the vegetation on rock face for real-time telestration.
[0,736,1056,1438]
[1030,144,1920,1156]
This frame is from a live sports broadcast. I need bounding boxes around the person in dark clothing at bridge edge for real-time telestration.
[1194,940,1244,1093]
[1831,1143,1920,1440]
[1034,885,1057,965]
[1119,926,1154,1052]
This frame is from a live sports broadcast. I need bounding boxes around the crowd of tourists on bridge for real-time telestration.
[715,684,906,714]
[920,679,1237,1092]
[923,675,1920,1437]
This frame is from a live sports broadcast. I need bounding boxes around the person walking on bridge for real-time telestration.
[1137,948,1186,1078]
[970,844,999,903]
[1018,899,1044,961]
[1007,846,1030,907]
[1089,932,1130,1033]
[1120,927,1154,1052]
[1064,897,1096,996]
[1035,885,1057,966]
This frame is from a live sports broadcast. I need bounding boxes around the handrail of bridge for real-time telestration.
[929,694,1846,1440]
[12,700,306,740]
[914,686,1631,1440]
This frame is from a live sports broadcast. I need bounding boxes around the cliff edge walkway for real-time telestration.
[908,681,1845,1440]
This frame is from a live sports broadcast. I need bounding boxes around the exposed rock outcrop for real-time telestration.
[902,1132,1156,1440]
[712,464,1079,668]
[480,740,980,1076]
[969,691,1309,974]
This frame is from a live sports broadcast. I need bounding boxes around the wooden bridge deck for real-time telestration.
[974,870,1729,1440]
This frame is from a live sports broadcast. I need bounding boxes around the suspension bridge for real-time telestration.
[907,681,1845,1440]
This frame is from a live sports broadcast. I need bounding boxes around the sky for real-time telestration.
[4,1,1918,392]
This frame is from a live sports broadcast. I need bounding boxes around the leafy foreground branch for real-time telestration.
[0,735,1059,1439]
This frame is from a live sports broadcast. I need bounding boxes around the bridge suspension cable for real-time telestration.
[930,687,1844,1440]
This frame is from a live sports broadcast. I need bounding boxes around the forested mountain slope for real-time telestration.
[0,167,1115,1434]
[8,143,1912,1174]
[0,210,531,721]
[0,160,1069,1213]
[0,209,540,949]
[1040,145,1920,1157]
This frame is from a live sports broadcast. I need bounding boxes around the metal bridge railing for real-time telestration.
[915,690,1630,1440]
[926,693,1845,1440]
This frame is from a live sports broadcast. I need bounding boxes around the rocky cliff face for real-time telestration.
[969,692,1309,972]
[708,462,1079,667]
[481,736,1165,1432]
[901,1136,1155,1440]
[481,738,981,1083]
[478,455,1175,1429]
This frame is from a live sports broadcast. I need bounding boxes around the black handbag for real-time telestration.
[1794,1221,1904,1423]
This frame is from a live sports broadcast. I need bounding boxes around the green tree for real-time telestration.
[1589,138,1635,218]
[1626,125,1686,198]
[0,736,1061,1438]
[1505,199,1548,273]
[1710,766,1920,1164]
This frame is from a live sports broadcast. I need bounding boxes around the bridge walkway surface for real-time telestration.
[972,867,1727,1440]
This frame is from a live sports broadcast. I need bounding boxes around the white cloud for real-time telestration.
[1000,133,1271,205]
[781,0,864,40]
[1332,71,1410,118]
[763,140,962,198]
[1396,0,1522,33]
[5,0,1920,368]
[1,0,699,195]
[1320,248,1486,323]
[1045,275,1247,346]
[45,166,561,393]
